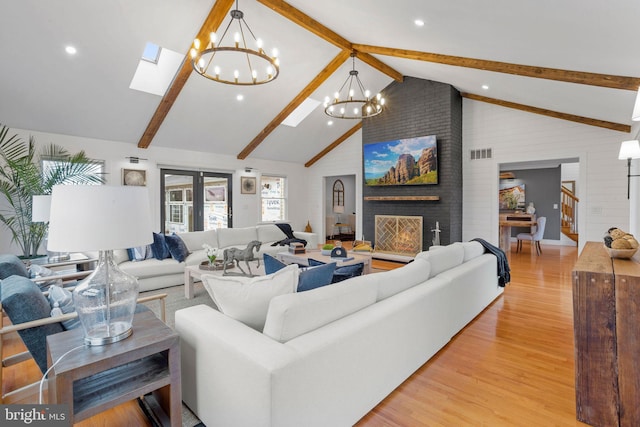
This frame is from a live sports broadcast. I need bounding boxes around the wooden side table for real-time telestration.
[47,311,181,426]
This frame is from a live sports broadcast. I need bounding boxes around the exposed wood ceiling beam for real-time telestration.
[305,122,363,167]
[257,0,402,82]
[353,44,640,91]
[462,93,631,133]
[137,0,234,149]
[237,50,352,160]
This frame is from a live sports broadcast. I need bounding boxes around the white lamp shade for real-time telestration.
[333,205,345,214]
[632,87,640,121]
[48,185,153,252]
[618,140,640,160]
[31,195,52,222]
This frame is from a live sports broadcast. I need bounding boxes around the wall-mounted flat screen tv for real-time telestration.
[364,134,437,186]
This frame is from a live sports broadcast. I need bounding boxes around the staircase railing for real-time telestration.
[561,187,579,234]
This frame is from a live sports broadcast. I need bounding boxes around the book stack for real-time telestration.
[288,242,305,254]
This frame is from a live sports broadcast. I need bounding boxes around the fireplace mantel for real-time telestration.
[364,196,440,201]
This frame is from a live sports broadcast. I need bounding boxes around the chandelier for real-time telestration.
[190,1,280,85]
[324,53,385,119]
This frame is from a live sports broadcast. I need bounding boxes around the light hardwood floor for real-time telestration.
[3,243,587,426]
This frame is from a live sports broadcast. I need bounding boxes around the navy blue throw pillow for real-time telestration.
[307,258,364,283]
[298,262,336,292]
[165,233,190,262]
[264,254,287,275]
[151,232,170,260]
[331,262,364,283]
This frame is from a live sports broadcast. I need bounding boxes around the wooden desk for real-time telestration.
[499,213,536,251]
[47,311,181,426]
[572,242,640,427]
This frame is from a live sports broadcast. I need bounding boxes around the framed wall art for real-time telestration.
[241,176,256,194]
[122,168,147,186]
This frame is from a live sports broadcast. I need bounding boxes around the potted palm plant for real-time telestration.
[0,124,105,258]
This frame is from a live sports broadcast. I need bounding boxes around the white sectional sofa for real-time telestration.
[111,224,317,292]
[175,241,504,427]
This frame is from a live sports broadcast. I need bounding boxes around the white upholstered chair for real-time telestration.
[516,216,547,255]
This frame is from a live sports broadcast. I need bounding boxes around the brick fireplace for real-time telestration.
[362,77,462,251]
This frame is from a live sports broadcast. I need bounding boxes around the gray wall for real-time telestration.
[362,76,463,249]
[502,166,561,239]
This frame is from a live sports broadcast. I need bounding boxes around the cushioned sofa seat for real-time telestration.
[176,240,503,426]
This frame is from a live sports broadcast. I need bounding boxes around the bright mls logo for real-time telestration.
[1,405,69,426]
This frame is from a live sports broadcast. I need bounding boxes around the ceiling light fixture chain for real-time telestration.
[324,52,385,119]
[190,0,280,86]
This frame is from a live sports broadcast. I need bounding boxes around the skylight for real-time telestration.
[129,42,183,96]
[141,42,161,64]
[282,98,321,127]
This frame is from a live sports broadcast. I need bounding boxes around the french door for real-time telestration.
[160,169,233,233]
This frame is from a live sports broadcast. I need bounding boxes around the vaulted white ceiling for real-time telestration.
[1,0,639,165]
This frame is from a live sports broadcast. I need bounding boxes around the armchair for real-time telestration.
[0,274,167,403]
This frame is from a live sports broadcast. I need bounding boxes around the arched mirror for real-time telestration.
[332,179,344,208]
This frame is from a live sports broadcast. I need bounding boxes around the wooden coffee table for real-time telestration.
[276,249,372,274]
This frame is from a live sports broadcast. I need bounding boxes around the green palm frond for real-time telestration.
[0,124,106,258]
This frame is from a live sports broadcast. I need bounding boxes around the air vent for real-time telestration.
[470,148,492,160]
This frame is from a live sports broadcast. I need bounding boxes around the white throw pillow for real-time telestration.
[263,276,377,343]
[201,264,298,330]
[416,243,464,278]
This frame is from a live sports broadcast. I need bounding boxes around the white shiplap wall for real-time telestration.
[463,99,635,251]
[305,130,363,241]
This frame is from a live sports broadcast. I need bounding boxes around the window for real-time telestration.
[41,158,105,184]
[169,205,184,223]
[261,176,286,222]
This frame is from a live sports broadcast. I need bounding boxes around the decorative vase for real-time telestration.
[526,202,536,215]
[305,221,312,233]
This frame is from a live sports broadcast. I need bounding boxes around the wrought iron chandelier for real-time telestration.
[324,53,385,119]
[190,1,280,85]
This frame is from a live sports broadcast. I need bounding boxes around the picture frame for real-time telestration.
[241,176,256,194]
[122,168,146,186]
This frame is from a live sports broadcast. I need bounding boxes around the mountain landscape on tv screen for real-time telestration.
[364,135,438,186]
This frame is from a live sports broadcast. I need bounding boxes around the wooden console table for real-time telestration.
[572,241,640,426]
[47,310,181,426]
[499,213,536,251]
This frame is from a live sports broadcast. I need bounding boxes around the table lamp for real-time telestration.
[32,194,71,262]
[618,139,640,199]
[47,185,152,346]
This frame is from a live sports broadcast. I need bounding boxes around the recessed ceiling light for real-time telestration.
[65,46,77,55]
[236,94,244,101]
[414,19,425,27]
[482,84,489,90]
[327,120,333,126]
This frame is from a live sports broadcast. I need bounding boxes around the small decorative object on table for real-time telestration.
[331,246,348,258]
[352,240,372,252]
[288,242,305,254]
[526,202,536,214]
[321,243,334,256]
[202,244,219,266]
[604,227,639,259]
[199,260,225,271]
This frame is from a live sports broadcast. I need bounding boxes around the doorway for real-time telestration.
[160,169,233,233]
[325,175,356,241]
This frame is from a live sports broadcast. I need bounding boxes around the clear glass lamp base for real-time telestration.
[73,249,139,347]
[83,322,133,346]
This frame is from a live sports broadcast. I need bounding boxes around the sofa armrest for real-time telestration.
[175,305,298,427]
[294,231,318,249]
